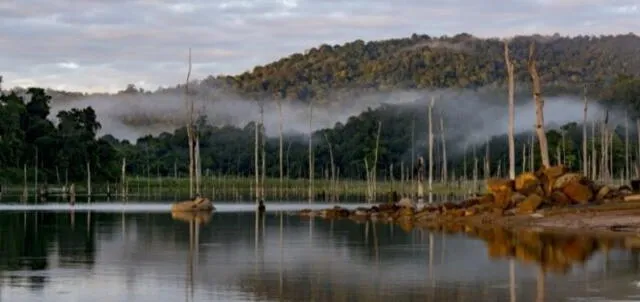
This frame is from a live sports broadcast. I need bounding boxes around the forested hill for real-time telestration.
[25,33,640,105]
[219,33,640,101]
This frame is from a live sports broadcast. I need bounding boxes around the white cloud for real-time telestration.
[57,62,79,69]
[0,0,638,93]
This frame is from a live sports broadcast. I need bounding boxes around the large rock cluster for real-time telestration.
[296,166,638,229]
[483,165,633,215]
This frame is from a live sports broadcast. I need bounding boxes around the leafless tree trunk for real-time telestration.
[484,138,490,180]
[195,134,201,196]
[260,103,266,200]
[428,97,435,203]
[308,101,314,202]
[527,42,550,168]
[637,119,640,178]
[583,84,588,177]
[184,48,195,198]
[411,117,415,196]
[323,132,336,202]
[277,98,284,196]
[591,121,597,180]
[121,157,127,199]
[254,119,260,202]
[522,142,527,174]
[530,134,535,171]
[417,156,425,200]
[626,112,630,183]
[86,161,91,201]
[504,40,516,180]
[601,112,611,181]
[440,116,448,184]
[373,121,382,202]
[463,143,468,181]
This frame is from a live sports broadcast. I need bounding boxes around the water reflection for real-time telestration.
[170,211,212,302]
[1,210,640,301]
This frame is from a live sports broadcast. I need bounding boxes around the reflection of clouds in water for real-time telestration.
[2,211,639,301]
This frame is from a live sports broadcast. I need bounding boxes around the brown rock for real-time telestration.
[464,208,478,216]
[487,179,515,209]
[397,197,415,209]
[493,190,514,209]
[511,192,527,204]
[542,165,568,178]
[540,165,569,195]
[562,182,593,204]
[553,173,585,190]
[517,194,544,214]
[550,191,571,206]
[478,194,495,205]
[596,186,611,201]
[486,178,515,193]
[414,209,431,221]
[396,207,415,217]
[623,194,640,202]
[515,172,540,194]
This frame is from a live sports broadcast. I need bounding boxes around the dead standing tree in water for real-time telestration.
[364,121,382,203]
[504,40,516,180]
[277,97,284,198]
[260,101,266,200]
[416,156,425,200]
[582,85,588,177]
[184,48,198,199]
[527,41,551,168]
[428,97,435,204]
[308,100,314,203]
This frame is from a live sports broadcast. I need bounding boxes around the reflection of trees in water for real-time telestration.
[0,211,97,291]
[170,211,212,302]
[6,211,640,301]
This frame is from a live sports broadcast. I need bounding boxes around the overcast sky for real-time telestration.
[1,0,638,93]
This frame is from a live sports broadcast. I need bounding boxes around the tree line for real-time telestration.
[2,33,640,185]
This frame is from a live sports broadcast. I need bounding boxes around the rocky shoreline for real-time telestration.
[295,166,640,237]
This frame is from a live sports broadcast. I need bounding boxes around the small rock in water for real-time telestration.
[530,213,544,218]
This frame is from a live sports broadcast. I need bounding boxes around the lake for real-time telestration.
[1,202,640,301]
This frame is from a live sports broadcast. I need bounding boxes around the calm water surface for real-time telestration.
[1,202,640,301]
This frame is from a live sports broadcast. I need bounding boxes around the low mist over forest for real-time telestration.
[1,33,640,183]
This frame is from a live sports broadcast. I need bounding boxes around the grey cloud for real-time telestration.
[1,0,638,92]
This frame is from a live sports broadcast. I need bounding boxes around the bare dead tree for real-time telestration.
[504,40,516,180]
[411,117,416,196]
[625,112,630,183]
[323,132,336,202]
[372,121,382,202]
[260,102,266,199]
[184,48,196,198]
[527,42,550,168]
[484,138,490,180]
[254,117,260,202]
[440,115,448,184]
[637,120,640,178]
[591,121,597,180]
[522,142,527,174]
[582,84,588,177]
[308,100,314,203]
[428,97,435,203]
[529,134,535,171]
[277,98,284,196]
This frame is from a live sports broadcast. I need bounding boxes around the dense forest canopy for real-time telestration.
[1,33,640,184]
